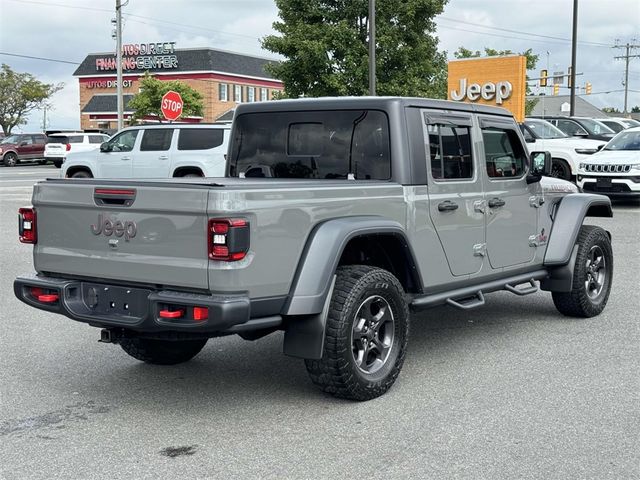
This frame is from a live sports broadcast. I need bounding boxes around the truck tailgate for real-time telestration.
[31,181,210,290]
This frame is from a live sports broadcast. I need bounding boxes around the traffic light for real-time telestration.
[553,83,559,95]
[540,69,548,87]
[586,82,592,94]
[567,66,573,88]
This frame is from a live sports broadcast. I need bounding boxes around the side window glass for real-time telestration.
[89,135,105,144]
[482,128,527,178]
[108,130,139,152]
[557,120,586,136]
[22,136,34,145]
[33,136,46,145]
[140,129,173,151]
[177,129,224,150]
[427,124,473,180]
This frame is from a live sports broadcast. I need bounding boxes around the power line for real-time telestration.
[0,52,80,65]
[438,16,611,47]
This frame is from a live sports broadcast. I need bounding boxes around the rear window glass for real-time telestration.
[177,129,224,150]
[229,110,391,180]
[47,136,68,144]
[140,129,173,151]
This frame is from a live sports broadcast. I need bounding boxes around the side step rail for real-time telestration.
[505,279,538,296]
[446,291,485,310]
[410,270,548,312]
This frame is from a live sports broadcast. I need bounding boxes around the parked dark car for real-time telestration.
[0,133,47,166]
[530,116,616,142]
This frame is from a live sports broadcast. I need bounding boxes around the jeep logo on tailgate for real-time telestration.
[90,213,137,241]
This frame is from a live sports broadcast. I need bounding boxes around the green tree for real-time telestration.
[601,107,621,113]
[0,64,63,134]
[631,105,640,113]
[127,73,204,123]
[262,0,449,99]
[453,47,540,115]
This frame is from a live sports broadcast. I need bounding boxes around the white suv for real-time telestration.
[520,118,606,181]
[62,124,229,179]
[45,132,110,168]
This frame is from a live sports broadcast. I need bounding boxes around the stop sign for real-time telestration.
[161,90,183,121]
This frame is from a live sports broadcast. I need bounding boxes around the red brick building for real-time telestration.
[73,44,283,130]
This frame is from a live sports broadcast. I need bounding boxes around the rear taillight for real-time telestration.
[65,143,71,151]
[18,207,37,244]
[208,218,250,261]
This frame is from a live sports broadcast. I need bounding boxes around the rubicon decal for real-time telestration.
[90,214,137,241]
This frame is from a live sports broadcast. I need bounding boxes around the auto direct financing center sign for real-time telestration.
[447,55,527,122]
[95,42,178,71]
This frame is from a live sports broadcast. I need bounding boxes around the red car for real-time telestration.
[0,133,47,166]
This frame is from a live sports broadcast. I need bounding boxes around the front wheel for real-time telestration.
[3,153,18,167]
[551,159,571,181]
[552,225,613,317]
[119,338,208,365]
[305,265,409,401]
[71,170,92,178]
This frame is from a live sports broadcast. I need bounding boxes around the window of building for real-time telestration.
[260,88,268,101]
[427,124,473,180]
[481,127,527,178]
[234,84,243,103]
[140,128,173,151]
[219,83,228,102]
[247,86,255,102]
[177,128,225,150]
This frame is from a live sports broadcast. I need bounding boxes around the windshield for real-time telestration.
[579,118,615,135]
[604,130,640,151]
[621,118,640,128]
[1,135,21,144]
[524,119,567,139]
[229,110,391,180]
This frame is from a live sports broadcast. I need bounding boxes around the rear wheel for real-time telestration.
[552,225,613,317]
[119,338,208,365]
[3,153,18,167]
[304,265,409,401]
[71,170,92,178]
[551,158,571,180]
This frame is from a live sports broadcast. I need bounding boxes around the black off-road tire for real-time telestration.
[71,170,92,178]
[3,152,18,167]
[119,338,208,365]
[305,265,409,401]
[552,225,613,317]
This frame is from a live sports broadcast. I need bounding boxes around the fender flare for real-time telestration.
[544,193,612,266]
[283,216,420,316]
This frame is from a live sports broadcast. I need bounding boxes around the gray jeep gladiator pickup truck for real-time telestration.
[15,97,614,401]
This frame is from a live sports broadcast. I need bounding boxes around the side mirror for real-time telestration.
[525,137,536,143]
[19,141,28,146]
[100,142,112,152]
[527,151,552,184]
[596,144,605,151]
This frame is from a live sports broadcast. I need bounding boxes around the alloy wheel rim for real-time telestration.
[584,245,606,299]
[351,295,395,374]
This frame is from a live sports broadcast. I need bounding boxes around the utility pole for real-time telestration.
[116,0,123,130]
[613,40,640,114]
[368,0,376,96]
[569,0,578,116]
[42,106,47,132]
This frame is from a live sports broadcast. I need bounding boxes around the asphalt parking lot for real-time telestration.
[1,165,639,480]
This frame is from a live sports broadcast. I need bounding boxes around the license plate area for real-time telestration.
[596,177,612,188]
[64,283,151,323]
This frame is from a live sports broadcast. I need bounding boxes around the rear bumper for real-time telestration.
[14,274,253,334]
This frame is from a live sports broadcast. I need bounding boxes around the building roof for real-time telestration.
[527,95,605,117]
[81,94,134,113]
[73,48,279,80]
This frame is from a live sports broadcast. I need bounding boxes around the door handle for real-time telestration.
[437,200,459,212]
[121,156,131,161]
[158,156,169,160]
[488,197,506,208]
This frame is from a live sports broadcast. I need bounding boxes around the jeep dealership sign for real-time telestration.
[447,55,526,122]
